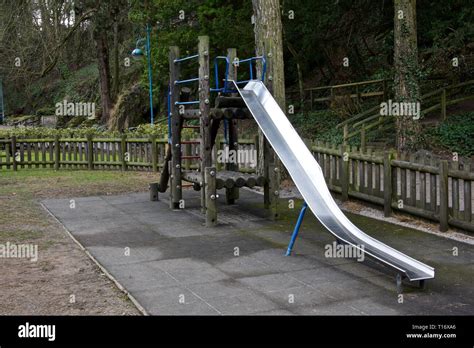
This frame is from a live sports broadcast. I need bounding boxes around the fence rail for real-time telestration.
[310,141,474,233]
[1,136,472,233]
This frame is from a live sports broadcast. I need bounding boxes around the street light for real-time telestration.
[132,24,154,125]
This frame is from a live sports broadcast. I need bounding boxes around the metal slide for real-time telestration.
[236,80,434,282]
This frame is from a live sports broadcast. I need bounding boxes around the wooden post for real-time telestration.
[383,151,393,217]
[340,145,349,201]
[309,90,313,111]
[355,85,361,104]
[11,136,17,171]
[205,167,217,227]
[149,183,159,201]
[382,79,388,102]
[170,45,182,209]
[268,164,280,220]
[441,88,447,121]
[184,133,191,171]
[151,136,158,172]
[464,163,472,223]
[121,134,127,171]
[439,160,449,231]
[343,124,348,146]
[54,135,60,171]
[199,36,211,214]
[225,48,240,204]
[360,128,366,152]
[87,135,94,170]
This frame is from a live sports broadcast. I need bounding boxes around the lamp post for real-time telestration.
[132,23,154,125]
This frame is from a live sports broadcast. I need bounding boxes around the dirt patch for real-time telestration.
[0,170,157,315]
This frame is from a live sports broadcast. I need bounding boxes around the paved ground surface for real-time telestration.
[43,189,474,315]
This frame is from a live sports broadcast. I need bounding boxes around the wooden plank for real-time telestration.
[463,163,472,223]
[54,136,60,170]
[400,152,407,208]
[409,153,416,207]
[151,136,158,172]
[430,157,437,213]
[41,142,46,168]
[87,135,94,170]
[383,152,393,217]
[367,148,373,196]
[34,142,39,168]
[340,145,349,201]
[6,138,11,169]
[419,156,427,210]
[26,142,31,168]
[439,160,449,231]
[452,160,459,220]
[121,135,127,171]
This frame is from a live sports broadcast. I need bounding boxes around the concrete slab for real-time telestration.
[42,189,474,315]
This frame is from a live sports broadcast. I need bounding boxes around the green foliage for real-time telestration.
[0,123,193,140]
[427,112,474,156]
[291,110,344,144]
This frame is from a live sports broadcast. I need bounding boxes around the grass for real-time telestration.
[0,169,157,246]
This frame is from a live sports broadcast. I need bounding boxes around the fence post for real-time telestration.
[11,136,17,171]
[54,135,60,171]
[439,160,449,231]
[340,145,349,201]
[205,167,217,227]
[343,124,348,146]
[121,135,127,171]
[383,151,393,217]
[360,128,366,152]
[441,89,447,121]
[151,135,158,172]
[87,135,94,170]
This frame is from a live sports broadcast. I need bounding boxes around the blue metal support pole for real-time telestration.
[285,202,308,256]
[145,24,154,125]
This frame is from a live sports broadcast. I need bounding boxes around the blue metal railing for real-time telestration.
[211,56,267,93]
[175,100,200,105]
[174,54,199,64]
[174,77,200,85]
[211,56,230,93]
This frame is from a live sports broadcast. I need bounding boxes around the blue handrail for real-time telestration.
[175,77,200,85]
[211,55,267,93]
[211,56,230,93]
[175,100,200,105]
[174,54,199,64]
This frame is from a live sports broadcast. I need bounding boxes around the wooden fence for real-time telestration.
[287,79,388,112]
[1,136,473,233]
[0,135,257,173]
[311,141,474,233]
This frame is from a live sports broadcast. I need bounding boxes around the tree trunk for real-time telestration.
[94,30,112,122]
[252,0,286,176]
[394,0,420,151]
[112,19,120,100]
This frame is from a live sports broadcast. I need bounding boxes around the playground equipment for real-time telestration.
[236,80,434,288]
[158,35,434,288]
[157,36,280,226]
